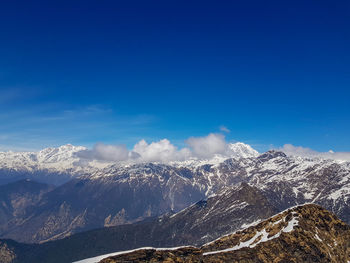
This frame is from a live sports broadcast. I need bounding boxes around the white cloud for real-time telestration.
[77,139,192,163]
[76,143,131,162]
[219,125,230,133]
[279,144,350,162]
[186,133,227,159]
[76,133,256,163]
[133,139,191,163]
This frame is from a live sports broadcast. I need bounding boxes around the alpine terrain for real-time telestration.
[77,204,350,263]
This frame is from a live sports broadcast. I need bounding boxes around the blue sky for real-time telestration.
[0,0,349,152]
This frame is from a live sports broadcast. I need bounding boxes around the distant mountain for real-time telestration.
[0,180,53,235]
[82,204,350,263]
[0,142,258,185]
[0,145,86,185]
[1,149,350,244]
[0,183,277,263]
[0,144,86,172]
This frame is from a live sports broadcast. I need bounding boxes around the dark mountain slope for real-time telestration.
[0,180,53,235]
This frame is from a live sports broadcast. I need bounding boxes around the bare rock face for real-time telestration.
[0,241,16,263]
[0,179,53,237]
[98,204,350,263]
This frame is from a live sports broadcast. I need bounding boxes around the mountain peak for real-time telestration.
[227,142,259,158]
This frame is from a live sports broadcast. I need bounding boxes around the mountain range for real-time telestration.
[0,143,349,262]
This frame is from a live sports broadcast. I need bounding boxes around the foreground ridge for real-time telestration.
[81,204,350,263]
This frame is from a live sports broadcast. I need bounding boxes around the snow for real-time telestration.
[224,201,249,212]
[240,220,262,229]
[204,212,299,256]
[315,234,322,242]
[283,214,298,232]
[72,246,190,263]
[327,185,350,201]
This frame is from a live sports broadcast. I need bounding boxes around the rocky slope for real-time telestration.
[0,180,53,235]
[0,183,277,263]
[93,204,350,263]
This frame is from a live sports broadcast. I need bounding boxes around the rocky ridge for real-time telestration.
[95,204,350,263]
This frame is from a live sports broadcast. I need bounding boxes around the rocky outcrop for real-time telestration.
[98,204,350,263]
[0,241,16,263]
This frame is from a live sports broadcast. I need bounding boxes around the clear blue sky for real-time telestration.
[0,0,349,152]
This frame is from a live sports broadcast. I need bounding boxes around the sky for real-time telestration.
[0,0,349,153]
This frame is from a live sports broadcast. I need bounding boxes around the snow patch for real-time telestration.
[73,246,190,263]
[204,213,299,256]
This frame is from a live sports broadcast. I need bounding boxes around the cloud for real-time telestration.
[76,133,235,163]
[186,133,227,159]
[219,125,230,133]
[133,139,191,162]
[75,133,259,164]
[77,139,191,163]
[279,144,350,161]
[76,143,132,162]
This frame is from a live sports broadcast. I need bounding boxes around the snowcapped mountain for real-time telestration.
[1,143,350,246]
[0,144,86,172]
[0,142,258,183]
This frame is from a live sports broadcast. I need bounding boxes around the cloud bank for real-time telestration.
[279,144,350,162]
[77,133,238,163]
[132,139,191,162]
[76,143,132,162]
[186,133,227,159]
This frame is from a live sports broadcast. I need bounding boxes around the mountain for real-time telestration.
[0,180,53,235]
[0,164,205,243]
[0,183,278,263]
[0,143,259,243]
[0,145,87,185]
[0,142,258,185]
[1,148,350,244]
[81,204,350,263]
[0,145,85,172]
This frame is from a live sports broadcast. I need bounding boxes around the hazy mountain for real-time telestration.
[0,180,53,235]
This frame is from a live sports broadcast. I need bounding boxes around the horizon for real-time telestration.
[1,136,350,163]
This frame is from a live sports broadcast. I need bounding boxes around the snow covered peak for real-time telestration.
[0,142,259,177]
[227,142,259,159]
[0,144,86,172]
[36,144,86,162]
[167,142,259,168]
